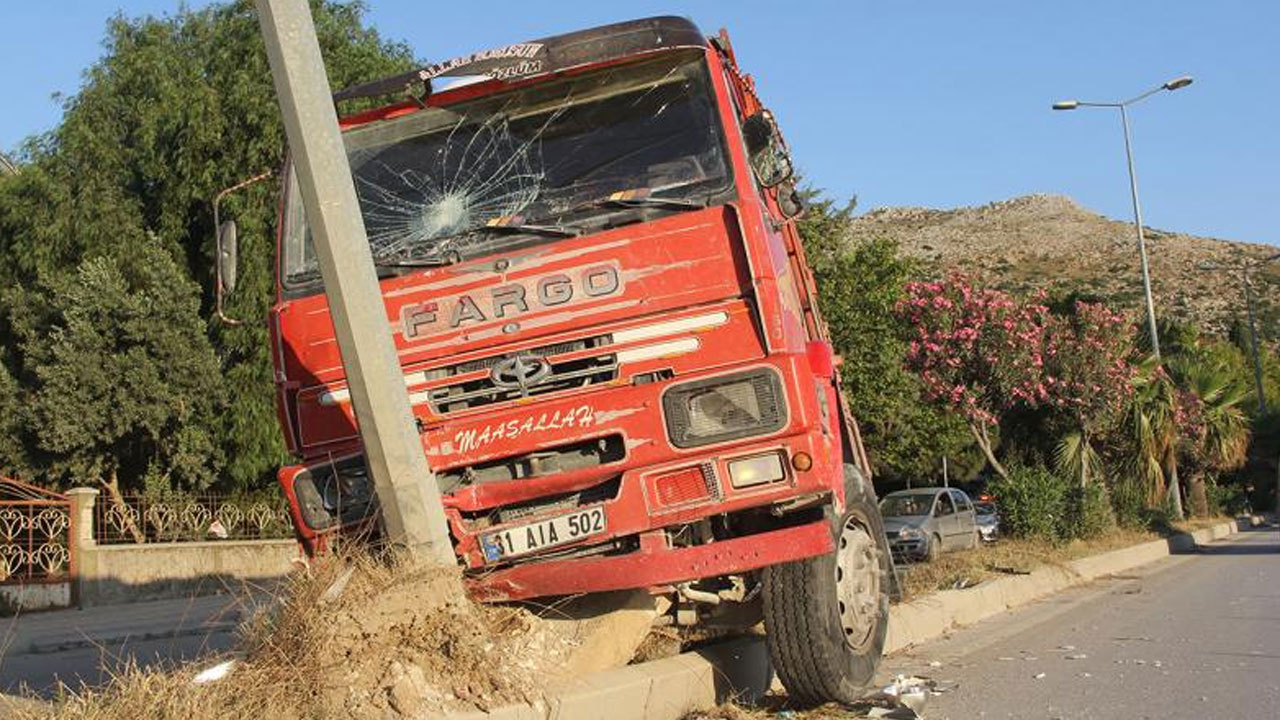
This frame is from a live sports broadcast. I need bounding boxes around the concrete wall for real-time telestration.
[75,538,299,607]
[59,487,300,607]
[0,582,70,612]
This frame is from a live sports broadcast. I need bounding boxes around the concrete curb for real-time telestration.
[444,519,1243,720]
[431,637,771,720]
[883,518,1242,653]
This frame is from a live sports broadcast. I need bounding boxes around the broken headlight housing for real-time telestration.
[292,456,377,530]
[662,369,787,448]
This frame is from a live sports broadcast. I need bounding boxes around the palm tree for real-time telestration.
[1054,428,1102,488]
[1169,357,1251,516]
[1122,356,1179,508]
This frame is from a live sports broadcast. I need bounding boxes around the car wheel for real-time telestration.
[763,464,890,705]
[925,533,942,562]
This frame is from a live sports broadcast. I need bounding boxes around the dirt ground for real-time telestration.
[9,553,661,720]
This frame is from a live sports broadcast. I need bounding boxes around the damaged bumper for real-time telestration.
[468,519,834,602]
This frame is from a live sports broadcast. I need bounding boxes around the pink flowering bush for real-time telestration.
[898,276,1139,480]
[1042,302,1137,431]
[898,275,1052,477]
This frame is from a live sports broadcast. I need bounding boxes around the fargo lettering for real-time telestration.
[401,263,622,339]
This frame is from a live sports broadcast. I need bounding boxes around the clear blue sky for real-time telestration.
[2,1,1276,245]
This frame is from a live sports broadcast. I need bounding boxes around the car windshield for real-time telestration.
[975,502,996,516]
[879,493,937,518]
[282,49,732,287]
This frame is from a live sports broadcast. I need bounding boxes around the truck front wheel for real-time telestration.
[762,464,889,705]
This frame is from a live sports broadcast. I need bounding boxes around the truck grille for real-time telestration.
[418,336,618,414]
[459,476,623,531]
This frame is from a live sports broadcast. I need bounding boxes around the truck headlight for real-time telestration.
[292,456,376,530]
[662,369,786,448]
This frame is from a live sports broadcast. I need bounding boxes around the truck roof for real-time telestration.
[333,16,706,105]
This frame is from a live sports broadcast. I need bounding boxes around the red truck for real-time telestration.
[222,16,892,703]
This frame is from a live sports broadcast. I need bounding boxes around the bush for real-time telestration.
[1205,477,1248,516]
[1141,491,1181,531]
[989,463,1068,540]
[1060,482,1115,540]
[1109,476,1148,529]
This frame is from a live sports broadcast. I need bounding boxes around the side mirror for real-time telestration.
[742,110,794,188]
[777,180,806,220]
[217,220,238,295]
[210,168,275,327]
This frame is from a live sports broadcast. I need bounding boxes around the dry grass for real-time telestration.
[11,551,567,720]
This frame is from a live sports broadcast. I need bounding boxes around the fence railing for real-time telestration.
[0,477,71,584]
[95,493,293,544]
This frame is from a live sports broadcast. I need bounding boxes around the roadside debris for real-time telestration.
[190,657,240,685]
[844,674,956,718]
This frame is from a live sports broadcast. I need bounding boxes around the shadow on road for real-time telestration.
[1193,541,1279,556]
[1165,523,1277,556]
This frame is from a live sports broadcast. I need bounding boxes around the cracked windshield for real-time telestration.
[283,50,731,286]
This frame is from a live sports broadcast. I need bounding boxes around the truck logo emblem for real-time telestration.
[491,355,551,393]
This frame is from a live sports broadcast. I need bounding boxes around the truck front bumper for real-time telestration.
[467,518,834,602]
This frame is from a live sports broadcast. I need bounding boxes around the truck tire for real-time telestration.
[762,464,890,705]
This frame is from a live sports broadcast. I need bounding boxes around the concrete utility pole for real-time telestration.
[255,0,454,565]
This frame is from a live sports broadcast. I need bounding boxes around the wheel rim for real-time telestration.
[835,517,880,651]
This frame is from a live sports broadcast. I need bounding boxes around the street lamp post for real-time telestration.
[1053,76,1193,518]
[1200,253,1280,414]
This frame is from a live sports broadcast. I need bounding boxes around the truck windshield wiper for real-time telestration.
[580,187,708,212]
[471,218,582,239]
[372,255,458,269]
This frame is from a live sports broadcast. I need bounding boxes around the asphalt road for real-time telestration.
[877,526,1280,719]
[0,593,255,696]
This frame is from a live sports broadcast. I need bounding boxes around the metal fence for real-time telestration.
[95,493,293,544]
[0,477,71,584]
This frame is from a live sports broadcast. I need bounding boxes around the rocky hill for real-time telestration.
[849,194,1279,335]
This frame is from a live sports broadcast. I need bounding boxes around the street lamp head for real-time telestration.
[1163,76,1193,91]
[1052,100,1080,111]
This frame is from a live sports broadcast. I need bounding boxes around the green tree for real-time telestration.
[0,1,416,491]
[799,193,973,482]
[4,240,223,496]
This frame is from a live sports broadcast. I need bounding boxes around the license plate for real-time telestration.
[480,506,607,562]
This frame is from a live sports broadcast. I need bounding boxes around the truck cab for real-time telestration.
[254,17,890,704]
